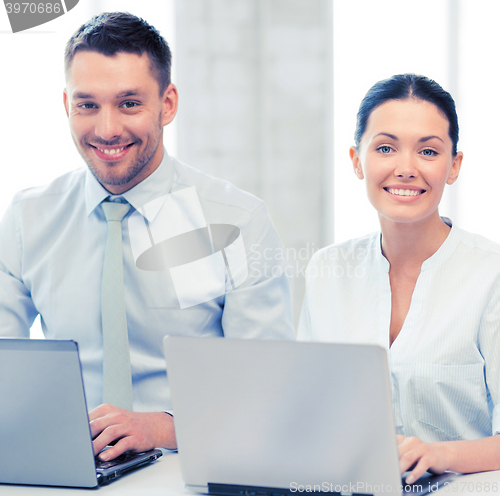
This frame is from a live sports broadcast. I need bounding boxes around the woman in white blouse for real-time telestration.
[298,74,500,482]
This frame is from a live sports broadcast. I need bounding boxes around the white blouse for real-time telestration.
[298,222,500,442]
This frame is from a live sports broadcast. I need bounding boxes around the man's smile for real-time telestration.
[96,146,125,155]
[89,143,135,162]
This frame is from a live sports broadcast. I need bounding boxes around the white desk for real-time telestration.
[0,451,188,496]
[2,453,500,496]
[432,470,500,494]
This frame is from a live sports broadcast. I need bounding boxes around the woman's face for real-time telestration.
[350,98,463,226]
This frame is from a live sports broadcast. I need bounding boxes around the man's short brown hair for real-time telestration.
[65,12,172,94]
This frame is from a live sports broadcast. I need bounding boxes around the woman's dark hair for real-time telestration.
[354,74,459,156]
[65,12,172,95]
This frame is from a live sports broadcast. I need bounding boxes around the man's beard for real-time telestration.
[77,116,162,187]
[87,141,155,187]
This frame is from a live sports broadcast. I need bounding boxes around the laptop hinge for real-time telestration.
[208,483,373,496]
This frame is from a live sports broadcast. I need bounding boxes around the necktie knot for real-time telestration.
[102,201,130,222]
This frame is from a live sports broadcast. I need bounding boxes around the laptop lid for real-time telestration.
[163,337,402,496]
[0,338,98,487]
[0,338,162,488]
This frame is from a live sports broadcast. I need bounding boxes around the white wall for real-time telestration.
[456,0,500,242]
[333,0,500,245]
[175,0,333,327]
[333,0,451,243]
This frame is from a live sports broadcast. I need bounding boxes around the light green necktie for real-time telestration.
[101,200,133,410]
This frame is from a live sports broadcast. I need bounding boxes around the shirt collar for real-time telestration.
[85,147,175,221]
[374,217,459,273]
[420,218,459,271]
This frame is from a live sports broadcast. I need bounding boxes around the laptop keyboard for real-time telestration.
[95,451,143,469]
[402,472,456,495]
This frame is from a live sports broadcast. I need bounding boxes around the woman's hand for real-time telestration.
[397,435,452,483]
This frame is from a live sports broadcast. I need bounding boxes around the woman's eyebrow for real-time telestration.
[419,135,444,143]
[374,132,398,140]
[373,133,445,144]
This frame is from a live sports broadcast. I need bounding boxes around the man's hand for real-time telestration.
[397,435,451,484]
[89,404,177,461]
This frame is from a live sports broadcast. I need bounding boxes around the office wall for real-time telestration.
[175,0,334,328]
[332,0,452,243]
[456,0,500,243]
[332,0,500,246]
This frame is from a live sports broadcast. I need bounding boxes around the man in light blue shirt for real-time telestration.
[0,12,294,458]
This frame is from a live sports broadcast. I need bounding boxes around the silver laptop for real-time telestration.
[0,338,162,488]
[163,337,456,496]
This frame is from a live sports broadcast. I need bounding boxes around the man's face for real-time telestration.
[64,51,177,194]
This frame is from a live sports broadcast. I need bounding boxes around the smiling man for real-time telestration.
[64,50,170,194]
[0,12,294,459]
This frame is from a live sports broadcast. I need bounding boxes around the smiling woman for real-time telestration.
[350,99,462,232]
[299,74,500,483]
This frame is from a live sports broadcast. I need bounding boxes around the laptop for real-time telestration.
[163,337,456,496]
[0,338,162,488]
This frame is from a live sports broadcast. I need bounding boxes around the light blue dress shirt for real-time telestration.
[0,150,294,412]
[298,221,500,442]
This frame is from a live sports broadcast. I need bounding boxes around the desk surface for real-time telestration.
[2,453,500,496]
[0,451,187,496]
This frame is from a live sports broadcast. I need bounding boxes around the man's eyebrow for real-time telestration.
[116,89,142,98]
[73,92,94,99]
[72,89,142,99]
[419,135,444,143]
